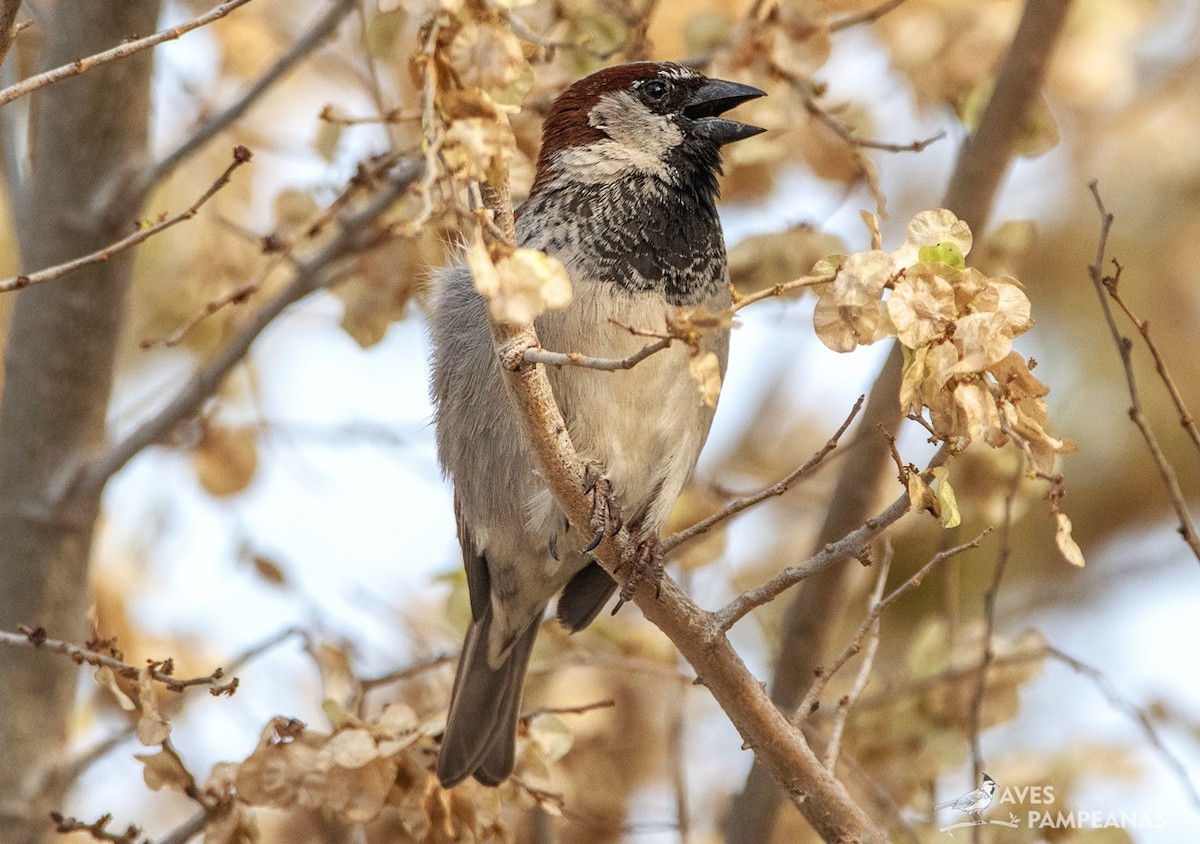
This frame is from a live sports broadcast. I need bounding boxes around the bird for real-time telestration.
[936,773,997,823]
[428,61,765,788]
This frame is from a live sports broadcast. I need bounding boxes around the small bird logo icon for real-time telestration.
[936,774,997,824]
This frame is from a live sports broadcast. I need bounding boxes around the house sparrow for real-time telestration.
[429,61,764,787]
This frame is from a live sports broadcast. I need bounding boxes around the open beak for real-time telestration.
[683,78,766,146]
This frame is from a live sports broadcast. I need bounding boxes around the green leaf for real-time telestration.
[918,242,966,270]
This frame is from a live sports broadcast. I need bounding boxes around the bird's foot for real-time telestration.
[612,532,664,613]
[583,462,621,552]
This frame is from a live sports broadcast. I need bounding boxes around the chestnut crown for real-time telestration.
[530,62,765,195]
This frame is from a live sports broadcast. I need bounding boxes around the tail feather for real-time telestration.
[437,607,540,787]
[557,561,618,631]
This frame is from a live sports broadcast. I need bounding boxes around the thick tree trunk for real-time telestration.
[0,3,161,841]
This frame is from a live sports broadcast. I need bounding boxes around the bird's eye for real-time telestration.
[641,79,668,101]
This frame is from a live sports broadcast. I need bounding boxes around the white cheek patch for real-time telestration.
[554,90,681,184]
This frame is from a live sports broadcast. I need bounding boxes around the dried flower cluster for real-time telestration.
[222,705,571,839]
[813,210,1072,472]
[811,210,1081,562]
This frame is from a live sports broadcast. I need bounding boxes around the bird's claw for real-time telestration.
[611,532,664,614]
[583,462,621,545]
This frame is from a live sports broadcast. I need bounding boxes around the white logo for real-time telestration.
[935,775,1168,836]
[936,774,1016,833]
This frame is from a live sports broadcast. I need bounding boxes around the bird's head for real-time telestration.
[528,62,765,198]
[982,774,997,793]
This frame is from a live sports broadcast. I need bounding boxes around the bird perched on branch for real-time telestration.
[429,61,764,787]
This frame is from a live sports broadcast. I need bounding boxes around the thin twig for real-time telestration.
[1043,645,1200,810]
[0,627,235,695]
[824,541,892,772]
[225,625,306,674]
[967,463,1020,803]
[829,0,912,31]
[521,699,616,721]
[354,0,398,150]
[801,88,946,154]
[319,105,412,126]
[0,147,252,294]
[849,649,1045,713]
[713,446,951,633]
[1086,182,1200,562]
[714,493,907,634]
[670,610,692,844]
[0,0,257,109]
[143,0,356,191]
[39,625,303,799]
[75,157,421,495]
[503,10,627,60]
[357,652,454,692]
[145,150,407,348]
[1103,265,1200,457]
[840,639,1200,811]
[523,337,672,371]
[795,529,991,723]
[729,270,835,314]
[49,812,139,844]
[664,395,865,554]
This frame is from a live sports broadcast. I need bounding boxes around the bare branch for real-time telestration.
[796,529,990,725]
[1086,182,1200,562]
[144,150,408,348]
[523,337,672,371]
[824,542,892,772]
[36,625,302,805]
[829,0,912,32]
[712,445,951,634]
[49,812,139,844]
[521,698,616,721]
[712,494,905,633]
[803,89,946,154]
[663,394,865,554]
[75,157,422,495]
[0,627,236,695]
[319,105,412,126]
[503,9,629,61]
[850,649,1044,713]
[357,652,454,692]
[842,639,1200,812]
[1043,644,1200,811]
[730,269,835,314]
[0,147,251,294]
[144,0,356,190]
[1095,229,1200,456]
[0,0,257,109]
[968,464,1021,790]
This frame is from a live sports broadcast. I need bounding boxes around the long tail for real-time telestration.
[437,606,540,787]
